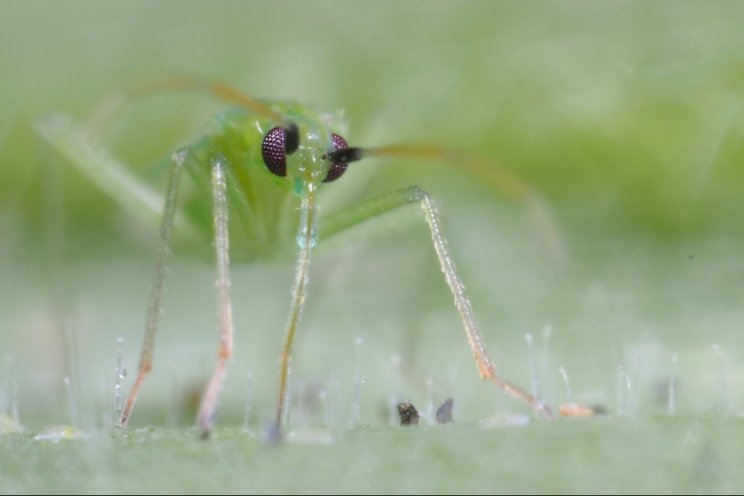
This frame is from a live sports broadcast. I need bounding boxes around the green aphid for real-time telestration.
[37,75,555,438]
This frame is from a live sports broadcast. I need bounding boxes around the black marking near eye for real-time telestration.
[284,122,299,155]
[327,146,363,165]
[323,133,351,183]
[261,126,287,177]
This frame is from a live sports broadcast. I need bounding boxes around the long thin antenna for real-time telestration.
[325,143,567,266]
[363,145,532,202]
[85,74,290,138]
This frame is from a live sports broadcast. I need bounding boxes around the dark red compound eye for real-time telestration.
[324,133,349,183]
[261,126,287,177]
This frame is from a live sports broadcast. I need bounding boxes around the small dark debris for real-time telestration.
[591,404,609,415]
[397,401,419,426]
[436,398,454,423]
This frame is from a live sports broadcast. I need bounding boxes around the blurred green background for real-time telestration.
[1,1,744,493]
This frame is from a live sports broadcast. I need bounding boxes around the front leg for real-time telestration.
[197,155,236,436]
[273,187,320,436]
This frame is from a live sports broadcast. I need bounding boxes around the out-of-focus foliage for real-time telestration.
[1,2,744,494]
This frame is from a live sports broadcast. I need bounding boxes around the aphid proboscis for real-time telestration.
[37,75,554,437]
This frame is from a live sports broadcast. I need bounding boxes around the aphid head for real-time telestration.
[261,119,362,192]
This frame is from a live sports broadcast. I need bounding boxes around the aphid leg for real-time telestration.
[196,156,236,436]
[320,186,552,418]
[118,149,187,428]
[274,188,319,435]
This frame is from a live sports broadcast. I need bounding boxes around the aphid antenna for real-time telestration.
[712,343,731,415]
[243,371,254,432]
[84,74,292,139]
[349,337,364,428]
[326,144,567,267]
[667,353,678,416]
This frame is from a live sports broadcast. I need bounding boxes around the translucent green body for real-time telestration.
[36,86,552,434]
[176,101,341,262]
